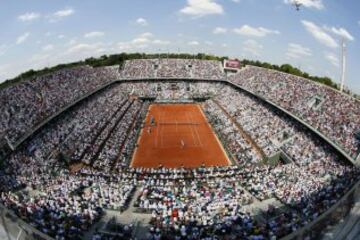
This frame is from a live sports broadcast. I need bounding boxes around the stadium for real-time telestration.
[1,1,360,240]
[0,57,359,240]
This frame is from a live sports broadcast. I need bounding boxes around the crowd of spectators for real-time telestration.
[120,59,225,80]
[134,175,255,239]
[0,60,359,240]
[229,66,360,159]
[157,59,192,78]
[120,59,156,79]
[1,170,136,239]
[204,100,262,164]
[0,66,120,146]
[2,59,358,161]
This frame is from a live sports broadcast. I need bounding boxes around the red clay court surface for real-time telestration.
[130,104,231,168]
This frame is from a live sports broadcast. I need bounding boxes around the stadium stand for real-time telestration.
[0,66,120,147]
[0,59,359,240]
[229,66,360,159]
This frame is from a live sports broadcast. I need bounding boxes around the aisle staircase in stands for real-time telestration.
[112,101,146,169]
[89,100,135,166]
[74,99,129,163]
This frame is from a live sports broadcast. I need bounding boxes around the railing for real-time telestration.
[0,203,54,240]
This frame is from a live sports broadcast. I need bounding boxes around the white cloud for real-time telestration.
[188,40,200,45]
[117,32,170,51]
[132,37,150,44]
[42,44,54,51]
[58,34,65,39]
[119,40,146,51]
[67,38,77,46]
[84,31,105,38]
[49,7,74,22]
[286,43,312,59]
[233,25,280,37]
[0,41,110,83]
[153,39,170,45]
[139,32,153,38]
[213,27,227,34]
[301,20,338,48]
[0,64,12,80]
[61,43,112,66]
[30,53,51,62]
[140,33,161,44]
[284,0,324,10]
[243,39,263,56]
[180,0,224,18]
[325,52,339,67]
[16,32,30,44]
[54,8,74,17]
[66,42,105,55]
[325,26,354,41]
[0,44,7,56]
[136,17,148,26]
[231,0,240,3]
[18,12,41,22]
[115,42,128,51]
[117,42,135,51]
[205,41,213,46]
[131,32,154,44]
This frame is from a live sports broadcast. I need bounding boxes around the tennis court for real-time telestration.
[130,104,230,168]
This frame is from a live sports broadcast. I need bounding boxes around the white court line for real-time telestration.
[161,125,164,148]
[155,109,162,148]
[158,144,199,148]
[130,104,151,167]
[198,104,231,165]
[191,107,203,147]
[160,111,164,148]
[187,111,203,147]
[186,112,198,147]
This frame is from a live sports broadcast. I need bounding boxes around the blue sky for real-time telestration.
[0,0,359,93]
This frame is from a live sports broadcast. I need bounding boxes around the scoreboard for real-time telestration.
[223,59,241,70]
